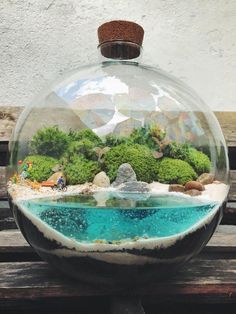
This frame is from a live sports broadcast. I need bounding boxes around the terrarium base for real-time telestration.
[8,193,224,286]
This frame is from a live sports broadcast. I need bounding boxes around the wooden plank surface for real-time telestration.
[215,112,236,147]
[229,170,236,201]
[0,259,235,302]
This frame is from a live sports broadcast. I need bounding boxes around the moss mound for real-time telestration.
[187,148,211,174]
[164,142,211,175]
[103,144,159,183]
[104,134,130,147]
[64,156,100,185]
[157,157,197,185]
[64,139,97,161]
[22,155,58,182]
[68,129,103,147]
[29,126,70,159]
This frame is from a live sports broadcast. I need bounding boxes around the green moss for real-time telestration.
[103,144,160,183]
[68,129,103,147]
[64,156,100,185]
[157,157,197,185]
[129,127,158,150]
[64,139,97,161]
[164,142,211,175]
[187,148,211,174]
[29,126,70,159]
[164,142,190,160]
[104,134,130,147]
[22,155,58,182]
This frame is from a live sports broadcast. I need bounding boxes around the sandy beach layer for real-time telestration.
[8,180,230,204]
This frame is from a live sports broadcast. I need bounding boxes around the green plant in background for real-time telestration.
[129,124,167,152]
[164,142,190,160]
[68,129,103,147]
[22,155,58,182]
[149,125,166,141]
[129,126,157,150]
[104,134,130,147]
[157,157,197,185]
[29,126,70,159]
[24,124,212,186]
[164,142,211,175]
[103,143,160,182]
[64,139,97,161]
[64,156,100,185]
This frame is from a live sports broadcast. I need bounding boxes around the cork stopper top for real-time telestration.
[98,20,144,46]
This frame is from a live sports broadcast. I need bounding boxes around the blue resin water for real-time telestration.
[19,192,218,243]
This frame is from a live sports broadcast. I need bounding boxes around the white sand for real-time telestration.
[8,180,229,204]
[202,183,230,203]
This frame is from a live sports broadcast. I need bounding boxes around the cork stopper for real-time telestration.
[97,20,144,60]
[98,20,144,46]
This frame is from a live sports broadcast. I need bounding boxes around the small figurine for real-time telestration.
[20,170,28,182]
[22,164,29,171]
[57,176,65,190]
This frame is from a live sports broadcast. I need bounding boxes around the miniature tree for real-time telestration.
[29,126,70,159]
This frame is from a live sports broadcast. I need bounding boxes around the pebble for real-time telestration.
[197,173,214,185]
[185,181,205,191]
[185,189,202,196]
[169,184,185,193]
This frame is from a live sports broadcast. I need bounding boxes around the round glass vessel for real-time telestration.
[7,21,229,285]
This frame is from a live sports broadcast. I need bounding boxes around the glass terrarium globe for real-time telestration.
[7,21,229,285]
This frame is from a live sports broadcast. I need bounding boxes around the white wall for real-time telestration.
[0,0,235,111]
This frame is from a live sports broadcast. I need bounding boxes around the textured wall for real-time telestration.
[0,0,235,110]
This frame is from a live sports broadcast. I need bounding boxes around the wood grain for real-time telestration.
[229,170,236,201]
[215,112,236,147]
[0,259,235,302]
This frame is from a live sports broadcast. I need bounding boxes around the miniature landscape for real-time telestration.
[8,124,228,204]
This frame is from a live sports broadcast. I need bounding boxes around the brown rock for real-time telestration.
[185,189,202,196]
[169,184,185,193]
[185,181,205,191]
[197,173,214,185]
[93,171,110,187]
[48,172,66,185]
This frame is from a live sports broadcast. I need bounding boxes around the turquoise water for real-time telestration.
[19,192,218,243]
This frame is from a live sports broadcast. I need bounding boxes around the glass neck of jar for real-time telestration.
[97,40,143,63]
